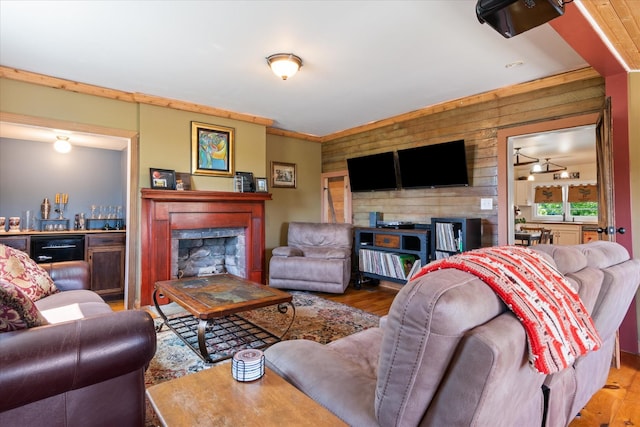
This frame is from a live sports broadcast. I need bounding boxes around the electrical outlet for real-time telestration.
[480,198,493,210]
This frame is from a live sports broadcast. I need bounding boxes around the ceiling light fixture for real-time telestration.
[530,158,567,174]
[513,147,539,166]
[266,53,303,80]
[54,135,72,153]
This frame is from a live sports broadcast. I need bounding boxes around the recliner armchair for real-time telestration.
[268,222,353,293]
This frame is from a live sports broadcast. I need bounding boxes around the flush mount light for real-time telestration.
[266,53,303,80]
[54,135,72,153]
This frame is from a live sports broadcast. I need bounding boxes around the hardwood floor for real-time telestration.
[115,281,640,425]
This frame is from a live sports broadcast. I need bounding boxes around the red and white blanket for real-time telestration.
[412,246,601,374]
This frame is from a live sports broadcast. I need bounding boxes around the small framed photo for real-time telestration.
[271,161,297,188]
[255,177,268,192]
[191,121,234,177]
[150,168,176,190]
[176,172,192,190]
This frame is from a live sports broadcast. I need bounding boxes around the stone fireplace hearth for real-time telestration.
[140,190,271,307]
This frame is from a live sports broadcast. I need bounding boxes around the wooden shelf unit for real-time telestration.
[354,226,430,285]
[431,217,481,260]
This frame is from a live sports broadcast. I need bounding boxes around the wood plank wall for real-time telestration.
[322,72,605,247]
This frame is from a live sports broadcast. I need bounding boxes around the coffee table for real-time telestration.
[153,274,294,363]
[147,364,346,426]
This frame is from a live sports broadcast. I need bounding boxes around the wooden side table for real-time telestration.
[147,364,346,426]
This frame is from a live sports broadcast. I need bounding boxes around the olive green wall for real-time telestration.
[1,77,322,301]
[265,134,322,259]
[0,79,138,131]
[138,104,267,190]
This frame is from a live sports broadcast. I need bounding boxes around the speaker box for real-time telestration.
[476,0,564,38]
[369,212,383,227]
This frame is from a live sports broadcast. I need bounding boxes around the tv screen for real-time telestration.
[397,140,469,189]
[347,151,398,192]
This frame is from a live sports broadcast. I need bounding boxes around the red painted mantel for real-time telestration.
[140,189,272,307]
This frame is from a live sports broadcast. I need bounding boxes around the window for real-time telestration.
[534,183,598,222]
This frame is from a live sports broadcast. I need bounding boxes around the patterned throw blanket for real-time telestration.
[412,246,601,374]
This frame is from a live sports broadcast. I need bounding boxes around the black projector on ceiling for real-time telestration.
[476,0,565,38]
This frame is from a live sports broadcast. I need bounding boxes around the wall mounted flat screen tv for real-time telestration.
[347,151,398,192]
[397,140,469,189]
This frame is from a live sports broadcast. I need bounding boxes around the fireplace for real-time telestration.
[172,227,246,278]
[140,189,271,306]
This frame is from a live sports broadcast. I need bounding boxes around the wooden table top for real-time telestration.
[154,274,292,320]
[146,364,347,426]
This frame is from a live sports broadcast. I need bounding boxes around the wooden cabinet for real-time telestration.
[526,223,581,246]
[354,227,430,285]
[514,180,532,206]
[431,217,482,260]
[0,235,29,253]
[86,233,125,297]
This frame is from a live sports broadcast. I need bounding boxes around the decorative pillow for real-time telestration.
[0,244,59,301]
[0,279,49,332]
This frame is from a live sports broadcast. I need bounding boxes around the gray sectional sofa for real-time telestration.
[265,241,640,427]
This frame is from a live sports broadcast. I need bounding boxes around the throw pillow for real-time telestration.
[0,244,58,301]
[0,279,49,332]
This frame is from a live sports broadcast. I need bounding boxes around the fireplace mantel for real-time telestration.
[140,189,272,306]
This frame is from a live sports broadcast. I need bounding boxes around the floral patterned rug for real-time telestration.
[144,290,380,426]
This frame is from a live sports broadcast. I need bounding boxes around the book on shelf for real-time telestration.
[434,222,463,253]
[359,249,420,281]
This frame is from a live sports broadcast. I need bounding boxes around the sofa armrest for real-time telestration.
[272,246,304,257]
[41,260,91,291]
[0,310,156,412]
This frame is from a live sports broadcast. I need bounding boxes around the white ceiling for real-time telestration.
[0,1,595,158]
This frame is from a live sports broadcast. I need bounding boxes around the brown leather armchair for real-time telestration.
[0,261,157,427]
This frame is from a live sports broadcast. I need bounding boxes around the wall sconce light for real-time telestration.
[266,53,303,80]
[54,136,72,153]
[527,174,535,181]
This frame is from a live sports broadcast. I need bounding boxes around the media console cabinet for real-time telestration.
[354,227,430,286]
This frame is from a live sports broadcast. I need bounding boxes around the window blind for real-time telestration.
[568,184,598,202]
[534,185,563,203]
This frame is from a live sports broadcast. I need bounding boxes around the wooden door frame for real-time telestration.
[0,112,139,309]
[498,113,600,245]
[321,170,352,224]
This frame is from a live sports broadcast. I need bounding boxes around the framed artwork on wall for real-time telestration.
[271,161,297,188]
[191,121,234,177]
[150,168,176,190]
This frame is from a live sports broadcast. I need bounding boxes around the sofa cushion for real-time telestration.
[271,246,304,257]
[0,279,49,332]
[576,240,630,269]
[532,244,588,275]
[0,244,58,301]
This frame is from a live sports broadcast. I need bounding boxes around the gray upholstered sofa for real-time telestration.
[265,241,640,426]
[269,222,353,293]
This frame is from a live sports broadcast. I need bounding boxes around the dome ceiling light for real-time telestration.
[266,53,303,80]
[54,135,72,153]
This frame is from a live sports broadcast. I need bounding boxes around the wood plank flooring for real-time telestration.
[113,281,640,425]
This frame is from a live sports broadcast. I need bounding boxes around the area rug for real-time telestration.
[144,290,380,426]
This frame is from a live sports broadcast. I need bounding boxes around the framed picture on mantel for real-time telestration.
[150,168,176,190]
[191,121,235,177]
